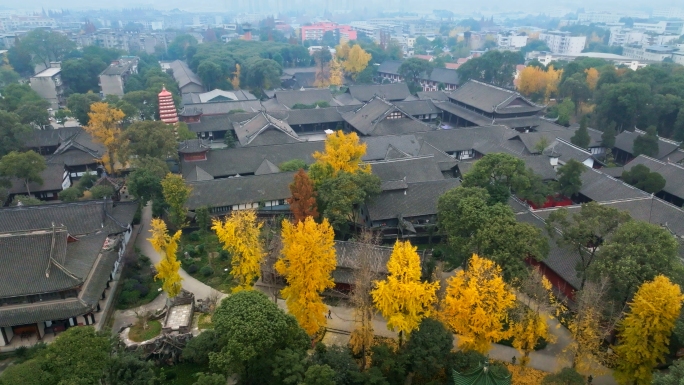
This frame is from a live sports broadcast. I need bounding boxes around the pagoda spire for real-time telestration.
[158,85,178,124]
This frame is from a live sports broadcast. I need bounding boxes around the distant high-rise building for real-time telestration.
[539,31,586,55]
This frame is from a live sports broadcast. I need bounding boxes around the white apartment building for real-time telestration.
[29,63,64,110]
[609,28,680,47]
[622,45,678,61]
[539,31,586,55]
[577,12,623,24]
[632,21,684,35]
[497,34,528,49]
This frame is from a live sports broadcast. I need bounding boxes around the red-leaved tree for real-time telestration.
[288,169,319,223]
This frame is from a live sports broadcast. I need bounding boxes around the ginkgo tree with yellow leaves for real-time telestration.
[614,275,684,385]
[84,102,126,174]
[148,219,183,298]
[212,210,265,292]
[276,216,337,335]
[371,240,439,343]
[440,254,516,354]
[311,130,370,178]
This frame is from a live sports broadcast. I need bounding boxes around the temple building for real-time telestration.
[159,86,179,124]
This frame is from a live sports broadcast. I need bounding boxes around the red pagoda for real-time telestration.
[158,86,178,124]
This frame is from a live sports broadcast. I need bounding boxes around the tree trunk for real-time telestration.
[24,179,31,196]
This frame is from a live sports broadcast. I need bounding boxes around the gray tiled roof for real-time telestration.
[233,112,301,146]
[362,134,422,160]
[23,127,82,149]
[0,200,133,236]
[623,155,684,199]
[613,129,680,160]
[185,165,214,181]
[415,125,518,154]
[347,83,411,102]
[448,80,543,114]
[9,163,65,195]
[394,100,440,116]
[186,172,295,210]
[434,101,494,126]
[578,167,649,202]
[0,299,90,328]
[47,130,105,167]
[428,68,460,85]
[181,141,324,180]
[274,89,336,108]
[187,114,233,133]
[544,139,593,164]
[521,156,557,180]
[334,93,364,106]
[342,97,434,136]
[180,100,264,116]
[515,211,582,289]
[0,227,77,298]
[254,159,280,175]
[417,91,450,101]
[367,179,461,221]
[285,108,344,126]
[377,60,402,75]
[332,241,394,284]
[178,139,211,154]
[369,156,445,183]
[170,60,203,89]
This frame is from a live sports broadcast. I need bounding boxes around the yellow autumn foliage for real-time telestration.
[504,363,546,385]
[516,66,562,102]
[312,130,370,176]
[276,216,337,335]
[585,67,599,91]
[341,45,371,80]
[614,275,684,385]
[371,240,439,337]
[329,57,344,87]
[84,102,126,174]
[148,219,183,298]
[212,210,265,292]
[440,254,516,354]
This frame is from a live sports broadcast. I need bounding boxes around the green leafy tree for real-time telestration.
[244,58,282,90]
[90,185,115,199]
[41,327,110,385]
[58,187,82,202]
[279,159,308,171]
[542,368,585,385]
[652,359,684,385]
[0,110,32,157]
[122,120,178,161]
[555,159,585,197]
[461,153,532,204]
[437,186,548,279]
[316,171,381,235]
[560,73,591,114]
[0,65,20,89]
[633,126,659,158]
[192,373,227,385]
[556,99,575,126]
[272,348,307,385]
[183,330,221,365]
[167,34,198,60]
[105,348,157,385]
[197,61,225,91]
[590,220,682,305]
[311,344,362,385]
[595,83,651,131]
[571,117,591,149]
[161,173,192,229]
[6,45,33,76]
[601,123,617,149]
[457,50,523,88]
[11,195,44,206]
[398,58,433,91]
[67,93,102,126]
[19,29,75,68]
[54,109,71,127]
[0,150,46,195]
[546,202,631,289]
[0,360,48,385]
[301,365,336,385]
[210,290,309,385]
[621,164,666,193]
[127,157,169,203]
[405,318,454,383]
[370,343,408,385]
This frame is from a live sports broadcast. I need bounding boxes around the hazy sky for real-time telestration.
[3,0,683,14]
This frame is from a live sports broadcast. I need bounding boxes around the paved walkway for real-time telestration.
[112,204,616,384]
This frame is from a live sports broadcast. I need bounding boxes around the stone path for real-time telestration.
[111,204,617,384]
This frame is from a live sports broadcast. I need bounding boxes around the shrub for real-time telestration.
[59,187,82,202]
[200,266,214,277]
[134,283,150,297]
[188,232,201,242]
[279,159,308,172]
[122,278,138,291]
[90,185,115,199]
[186,264,198,274]
[183,245,196,257]
[119,290,141,305]
[182,330,221,365]
[76,173,98,192]
[139,255,151,265]
[196,243,205,254]
[219,250,230,261]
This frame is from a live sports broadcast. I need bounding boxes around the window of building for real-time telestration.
[387,111,403,120]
